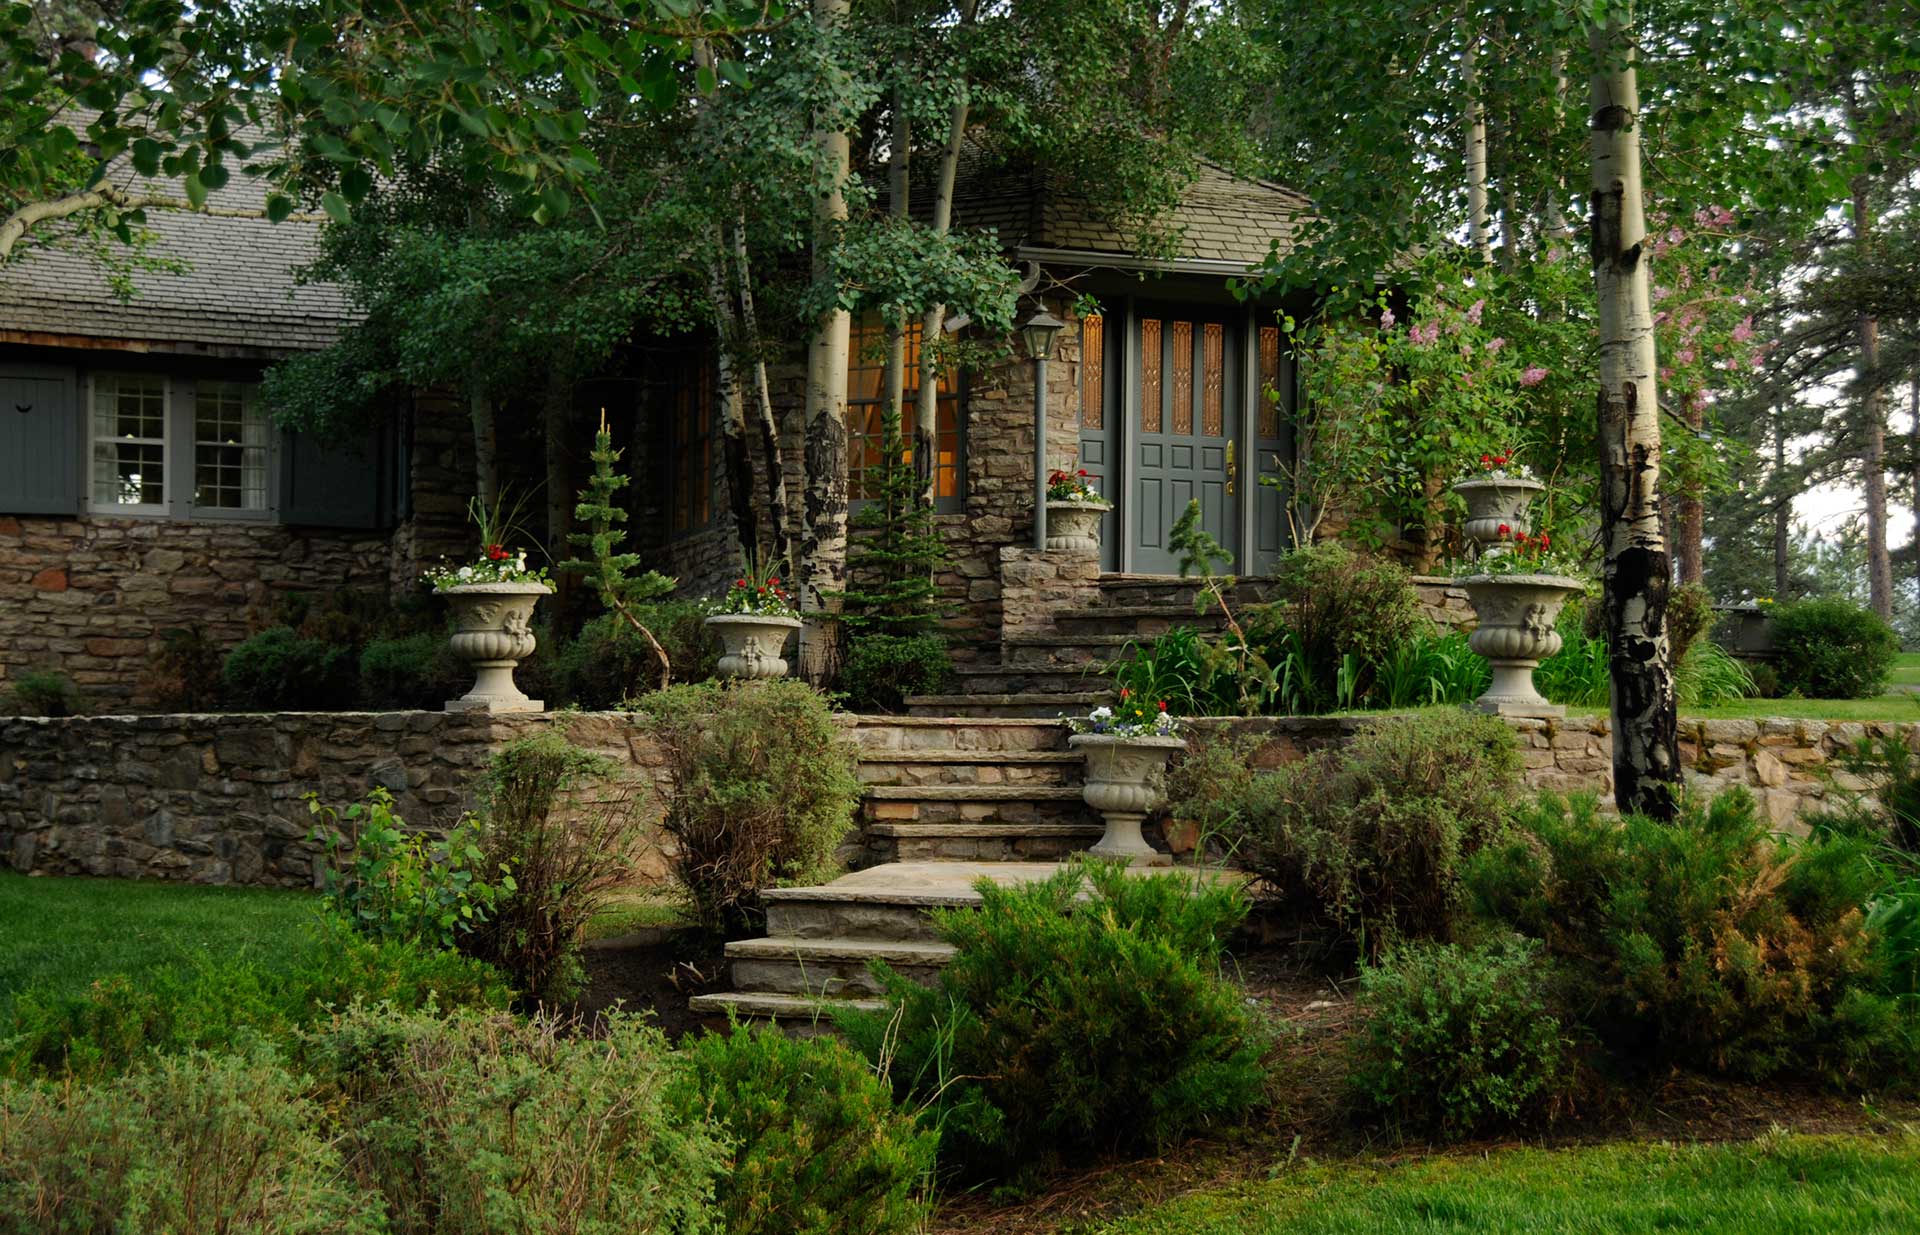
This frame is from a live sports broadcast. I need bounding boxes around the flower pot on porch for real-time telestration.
[704,613,802,680]
[443,582,550,713]
[1044,500,1108,554]
[1461,573,1584,718]
[1452,476,1546,544]
[1069,733,1184,866]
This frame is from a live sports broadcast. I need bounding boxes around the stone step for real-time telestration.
[1004,634,1140,667]
[950,663,1114,695]
[857,750,1083,789]
[723,936,955,998]
[1053,604,1229,637]
[904,692,1107,719]
[863,783,1091,824]
[846,716,1073,753]
[865,821,1105,863]
[686,990,884,1034]
[1096,575,1269,608]
[760,861,1069,941]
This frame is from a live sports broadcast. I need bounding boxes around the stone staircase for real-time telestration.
[688,716,1109,1028]
[904,574,1268,719]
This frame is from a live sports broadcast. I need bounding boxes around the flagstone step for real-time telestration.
[1096,574,1270,608]
[686,990,884,1034]
[865,820,1105,862]
[949,663,1115,694]
[846,716,1074,752]
[903,692,1106,718]
[1052,603,1232,637]
[857,749,1083,788]
[861,782,1092,824]
[722,936,955,998]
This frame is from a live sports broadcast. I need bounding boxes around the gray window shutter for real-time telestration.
[279,425,387,528]
[0,365,80,515]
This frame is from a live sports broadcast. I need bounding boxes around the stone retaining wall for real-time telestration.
[0,711,669,887]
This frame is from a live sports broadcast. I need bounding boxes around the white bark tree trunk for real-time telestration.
[1852,180,1894,620]
[916,89,971,509]
[1464,29,1491,262]
[734,224,793,572]
[801,0,853,678]
[1588,7,1678,821]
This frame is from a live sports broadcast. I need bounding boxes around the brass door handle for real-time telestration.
[1226,440,1237,496]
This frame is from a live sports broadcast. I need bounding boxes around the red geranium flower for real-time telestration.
[1497,523,1511,538]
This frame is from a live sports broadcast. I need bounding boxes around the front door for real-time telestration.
[1129,309,1240,574]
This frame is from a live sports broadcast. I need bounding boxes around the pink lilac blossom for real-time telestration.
[1520,366,1549,387]
[1652,285,1671,303]
[1676,347,1696,366]
[1410,321,1441,346]
[1485,337,1506,353]
[1694,205,1737,229]
[1379,307,1396,329]
[1466,298,1485,326]
[1731,316,1755,343]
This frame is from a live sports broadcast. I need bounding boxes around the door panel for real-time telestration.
[1077,312,1119,570]
[1131,311,1239,574]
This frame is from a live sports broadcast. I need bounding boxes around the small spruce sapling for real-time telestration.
[832,405,954,638]
[562,412,678,684]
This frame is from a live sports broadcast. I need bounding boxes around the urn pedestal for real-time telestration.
[1460,573,1585,718]
[1069,733,1184,866]
[1452,476,1546,544]
[705,613,802,680]
[1044,500,1109,553]
[443,582,550,713]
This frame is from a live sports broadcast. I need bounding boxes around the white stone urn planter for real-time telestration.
[704,613,802,680]
[1069,733,1184,866]
[1044,500,1109,553]
[443,582,550,713]
[1453,476,1546,544]
[1461,573,1585,717]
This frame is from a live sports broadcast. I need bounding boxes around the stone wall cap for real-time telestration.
[702,612,803,629]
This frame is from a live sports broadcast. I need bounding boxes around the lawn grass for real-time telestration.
[1090,1133,1920,1234]
[0,870,321,1018]
[584,887,685,940]
[1888,651,1920,690]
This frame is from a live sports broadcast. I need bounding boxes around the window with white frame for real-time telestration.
[192,381,269,511]
[91,373,169,508]
[88,373,275,517]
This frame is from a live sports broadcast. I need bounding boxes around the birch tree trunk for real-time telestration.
[735,224,793,571]
[1463,28,1491,262]
[469,378,498,512]
[916,88,971,508]
[801,0,853,678]
[883,80,910,438]
[1910,377,1920,597]
[543,365,575,620]
[1588,7,1678,821]
[707,228,759,560]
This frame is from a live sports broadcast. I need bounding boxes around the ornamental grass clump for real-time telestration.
[838,860,1265,1184]
[643,680,861,936]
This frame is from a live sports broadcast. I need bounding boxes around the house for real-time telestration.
[0,150,1331,708]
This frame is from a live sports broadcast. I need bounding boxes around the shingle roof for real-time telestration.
[0,136,352,356]
[914,142,1315,272]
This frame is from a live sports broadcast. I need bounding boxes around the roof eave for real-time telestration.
[1013,245,1273,279]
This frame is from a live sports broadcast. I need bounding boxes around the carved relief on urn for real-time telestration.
[443,582,551,713]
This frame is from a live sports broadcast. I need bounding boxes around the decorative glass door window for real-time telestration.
[91,374,167,507]
[845,316,963,507]
[193,382,269,510]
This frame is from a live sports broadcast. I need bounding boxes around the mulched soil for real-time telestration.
[568,926,728,1042]
[566,923,1920,1235]
[927,943,1920,1235]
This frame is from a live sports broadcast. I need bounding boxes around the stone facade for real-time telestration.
[0,710,670,887]
[1411,574,1476,632]
[0,514,392,708]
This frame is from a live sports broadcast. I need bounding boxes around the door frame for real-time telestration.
[1105,299,1262,576]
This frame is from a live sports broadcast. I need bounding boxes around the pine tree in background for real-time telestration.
[832,407,953,638]
[562,412,678,682]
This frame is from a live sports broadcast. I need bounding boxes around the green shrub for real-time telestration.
[1248,543,1427,709]
[309,787,514,951]
[1543,592,1755,709]
[0,1045,373,1235]
[680,1022,935,1235]
[1667,581,1716,660]
[1368,629,1489,709]
[838,633,956,713]
[1348,936,1569,1138]
[0,926,511,1080]
[140,627,225,711]
[1537,594,1611,708]
[461,733,637,1004]
[223,626,358,709]
[1467,790,1905,1082]
[4,668,80,717]
[839,861,1265,1183]
[531,606,720,708]
[1677,636,1757,708]
[304,1005,727,1234]
[1110,625,1243,716]
[1182,712,1521,956]
[1772,597,1899,699]
[358,632,464,709]
[643,680,861,935]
